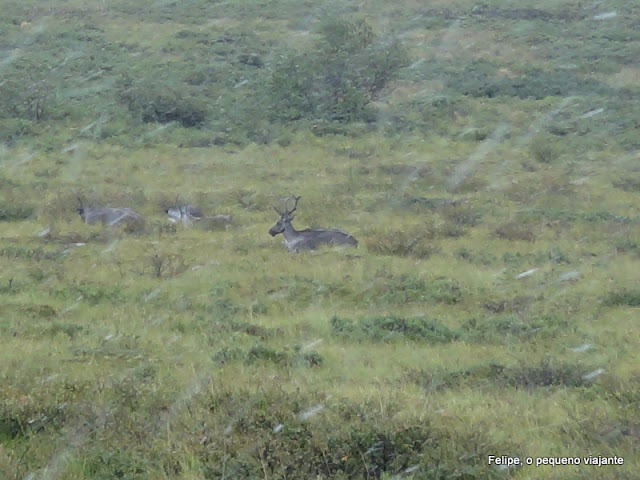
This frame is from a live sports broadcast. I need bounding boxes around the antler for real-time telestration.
[174,194,185,217]
[285,195,301,214]
[77,196,84,209]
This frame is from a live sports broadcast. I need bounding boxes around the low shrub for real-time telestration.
[331,315,460,343]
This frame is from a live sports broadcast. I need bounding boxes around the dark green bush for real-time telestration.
[448,61,612,99]
[269,17,409,127]
[331,314,460,343]
[0,201,35,221]
[199,388,500,479]
[213,343,324,368]
[46,322,84,339]
[411,358,590,391]
[602,290,640,307]
[613,177,640,192]
[462,314,573,343]
[118,74,210,127]
[84,449,149,480]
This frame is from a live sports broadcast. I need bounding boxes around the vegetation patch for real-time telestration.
[411,358,591,391]
[213,343,324,368]
[84,448,149,480]
[0,303,57,319]
[483,295,532,314]
[370,274,463,305]
[613,176,640,192]
[0,398,69,441]
[602,290,640,307]
[0,245,61,261]
[448,61,612,99]
[493,220,537,242]
[268,17,409,127]
[1,1,639,478]
[331,315,459,343]
[615,239,640,257]
[364,227,441,258]
[199,388,501,479]
[46,322,85,339]
[519,208,637,225]
[54,282,124,305]
[462,314,574,343]
[0,202,35,221]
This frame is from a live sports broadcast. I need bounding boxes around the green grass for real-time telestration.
[1,1,640,479]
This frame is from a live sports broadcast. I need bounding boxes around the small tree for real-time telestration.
[269,17,409,127]
[0,55,58,122]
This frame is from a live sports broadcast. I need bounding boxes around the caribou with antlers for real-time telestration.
[165,195,232,229]
[165,197,205,226]
[76,197,145,228]
[269,196,358,252]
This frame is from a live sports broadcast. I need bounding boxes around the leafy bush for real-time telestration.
[269,17,409,127]
[118,74,210,127]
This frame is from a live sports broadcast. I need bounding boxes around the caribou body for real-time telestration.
[269,196,358,252]
[165,197,232,229]
[77,199,145,228]
[166,205,204,226]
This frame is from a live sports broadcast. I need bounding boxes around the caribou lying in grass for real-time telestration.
[164,197,232,230]
[166,204,205,226]
[269,196,358,252]
[76,198,145,228]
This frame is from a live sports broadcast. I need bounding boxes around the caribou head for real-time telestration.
[269,195,299,237]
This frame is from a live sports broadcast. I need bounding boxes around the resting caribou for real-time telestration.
[269,196,358,252]
[164,195,231,229]
[76,198,145,228]
[166,205,205,226]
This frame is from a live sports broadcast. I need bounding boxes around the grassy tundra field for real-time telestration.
[1,0,640,479]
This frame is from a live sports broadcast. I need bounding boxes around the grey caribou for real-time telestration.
[164,196,232,229]
[269,196,358,252]
[76,198,145,228]
[166,205,205,226]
